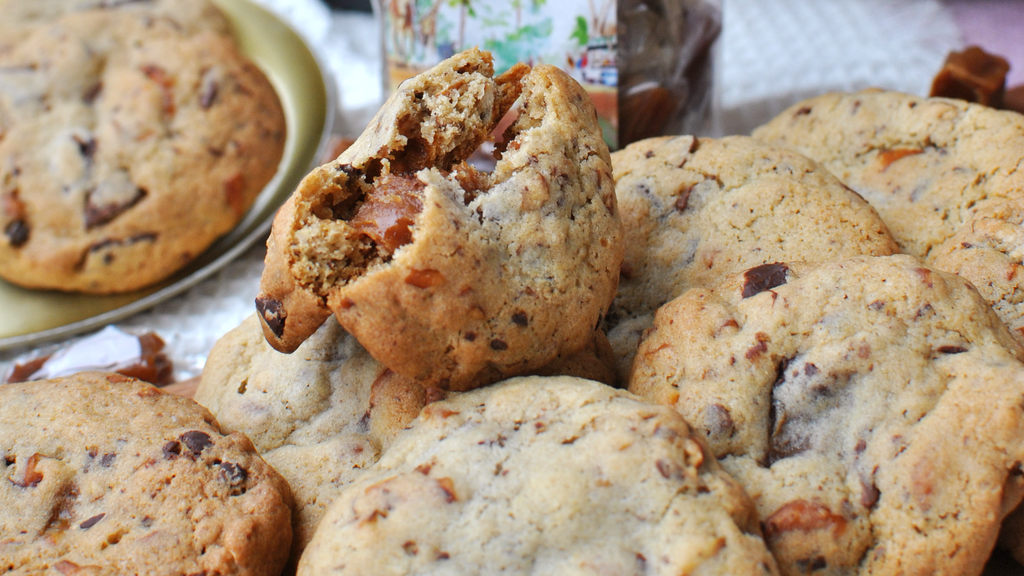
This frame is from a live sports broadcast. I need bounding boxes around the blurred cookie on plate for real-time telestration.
[0,0,285,293]
[605,135,897,381]
[630,255,1024,576]
[256,48,623,392]
[0,371,293,575]
[298,376,779,576]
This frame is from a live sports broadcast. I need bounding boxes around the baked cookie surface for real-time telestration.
[0,371,293,576]
[196,314,619,564]
[298,376,779,576]
[752,90,1024,261]
[257,48,622,392]
[0,0,285,293]
[930,201,1024,346]
[629,255,1024,576]
[606,135,896,380]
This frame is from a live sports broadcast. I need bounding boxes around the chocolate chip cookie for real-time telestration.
[630,255,1024,576]
[0,0,285,293]
[752,90,1024,262]
[0,371,293,575]
[196,314,618,566]
[606,135,897,381]
[256,48,622,392]
[297,376,779,576]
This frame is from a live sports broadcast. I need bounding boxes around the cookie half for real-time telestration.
[0,371,293,575]
[257,48,622,391]
[297,376,779,576]
[0,0,285,293]
[630,255,1024,576]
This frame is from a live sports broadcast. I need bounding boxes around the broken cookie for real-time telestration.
[256,48,623,391]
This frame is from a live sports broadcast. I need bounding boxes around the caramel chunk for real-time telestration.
[351,174,426,255]
[1005,84,1024,115]
[930,46,1009,107]
[741,263,789,298]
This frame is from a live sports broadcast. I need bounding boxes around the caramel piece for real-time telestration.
[350,174,426,255]
[930,46,1009,107]
[877,147,923,171]
[1005,85,1024,116]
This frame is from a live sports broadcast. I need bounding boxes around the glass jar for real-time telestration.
[373,0,721,149]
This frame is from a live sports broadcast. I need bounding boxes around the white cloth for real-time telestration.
[719,0,962,135]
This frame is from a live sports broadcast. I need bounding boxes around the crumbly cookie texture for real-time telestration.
[297,376,780,576]
[629,255,1024,576]
[196,314,619,565]
[752,89,1024,261]
[258,48,623,392]
[0,0,284,293]
[256,48,525,354]
[605,135,896,382]
[0,371,293,576]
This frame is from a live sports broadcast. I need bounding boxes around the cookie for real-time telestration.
[0,371,293,575]
[256,48,623,392]
[752,90,1024,261]
[629,255,1024,576]
[929,201,1024,345]
[0,0,285,293]
[296,376,779,576]
[196,314,618,565]
[255,47,526,353]
[606,135,897,381]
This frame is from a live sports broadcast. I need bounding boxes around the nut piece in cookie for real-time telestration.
[630,255,1024,576]
[298,376,779,576]
[0,371,293,576]
[257,48,623,391]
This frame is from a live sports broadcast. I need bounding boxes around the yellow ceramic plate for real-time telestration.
[0,0,334,350]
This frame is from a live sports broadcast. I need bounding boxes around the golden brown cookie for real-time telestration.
[0,371,293,575]
[605,135,897,381]
[630,255,1024,576]
[930,201,1024,346]
[0,0,284,293]
[752,90,1024,262]
[257,48,622,391]
[298,376,779,576]
[196,313,618,567]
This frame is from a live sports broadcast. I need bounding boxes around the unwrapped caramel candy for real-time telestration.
[930,45,1010,107]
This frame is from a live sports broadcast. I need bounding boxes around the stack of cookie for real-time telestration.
[0,0,285,293]
[7,46,1024,575]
